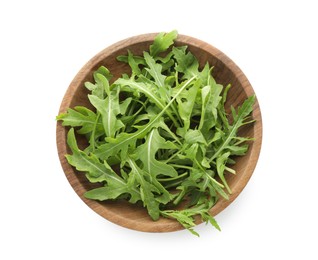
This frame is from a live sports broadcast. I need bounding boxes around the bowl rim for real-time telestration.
[56,32,263,233]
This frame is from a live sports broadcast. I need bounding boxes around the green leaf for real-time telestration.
[66,128,109,178]
[95,66,113,81]
[85,70,112,99]
[226,144,249,156]
[150,30,178,57]
[94,131,137,161]
[161,209,199,236]
[117,52,146,77]
[210,178,229,200]
[66,128,140,203]
[184,129,207,145]
[127,157,160,220]
[208,95,255,163]
[56,106,102,135]
[116,78,163,108]
[143,51,166,88]
[172,46,200,79]
[119,97,132,115]
[136,128,178,177]
[88,90,124,138]
[161,199,220,236]
[184,143,198,161]
[176,79,200,136]
[127,50,142,75]
[216,151,231,193]
[199,82,223,137]
[84,186,129,201]
[94,72,110,95]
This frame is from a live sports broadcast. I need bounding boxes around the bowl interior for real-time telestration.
[56,34,262,233]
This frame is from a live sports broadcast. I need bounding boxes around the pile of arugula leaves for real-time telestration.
[57,30,255,236]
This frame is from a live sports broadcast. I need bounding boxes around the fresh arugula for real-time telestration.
[57,30,255,236]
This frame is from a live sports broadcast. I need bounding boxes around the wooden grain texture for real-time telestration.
[56,33,262,233]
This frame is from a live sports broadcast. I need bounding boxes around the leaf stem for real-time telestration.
[89,112,101,151]
[157,171,188,182]
[169,164,194,170]
[193,158,224,188]
[163,146,187,164]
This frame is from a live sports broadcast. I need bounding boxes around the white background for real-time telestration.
[1,0,317,259]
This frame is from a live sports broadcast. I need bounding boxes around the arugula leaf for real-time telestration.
[149,30,178,57]
[184,130,207,145]
[208,95,255,163]
[216,151,231,193]
[136,128,178,177]
[65,128,140,203]
[143,51,166,88]
[175,79,200,137]
[116,78,164,110]
[161,199,220,237]
[117,51,145,76]
[56,106,102,135]
[199,82,223,137]
[172,46,200,79]
[88,89,124,138]
[127,157,161,220]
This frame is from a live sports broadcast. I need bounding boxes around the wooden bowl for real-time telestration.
[56,33,262,233]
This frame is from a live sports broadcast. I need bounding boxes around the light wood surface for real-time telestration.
[56,33,262,233]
